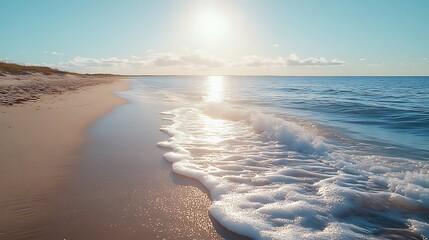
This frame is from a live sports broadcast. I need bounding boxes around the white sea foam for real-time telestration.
[202,102,327,154]
[120,75,429,239]
[408,219,429,239]
[155,100,429,239]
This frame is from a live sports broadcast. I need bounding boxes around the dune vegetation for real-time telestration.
[0,61,68,75]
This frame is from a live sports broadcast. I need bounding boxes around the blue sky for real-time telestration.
[1,0,428,75]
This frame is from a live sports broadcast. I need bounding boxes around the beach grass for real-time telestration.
[0,61,121,77]
[0,61,68,75]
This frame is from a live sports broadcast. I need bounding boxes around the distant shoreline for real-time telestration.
[2,61,428,78]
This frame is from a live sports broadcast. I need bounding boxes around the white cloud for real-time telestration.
[241,54,345,67]
[57,51,227,74]
[146,51,226,68]
[52,51,64,56]
[43,50,64,56]
[147,53,182,66]
[64,56,143,68]
[241,55,285,67]
[359,58,366,61]
[56,50,345,74]
[147,49,155,55]
[180,54,225,68]
[286,54,344,66]
[273,43,279,47]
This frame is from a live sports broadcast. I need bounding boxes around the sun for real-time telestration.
[194,8,229,45]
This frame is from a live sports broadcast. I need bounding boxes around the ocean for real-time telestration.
[123,76,429,239]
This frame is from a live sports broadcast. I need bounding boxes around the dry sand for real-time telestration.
[0,75,128,239]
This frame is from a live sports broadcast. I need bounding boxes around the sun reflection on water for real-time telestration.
[200,76,231,145]
[205,76,224,102]
[201,115,227,144]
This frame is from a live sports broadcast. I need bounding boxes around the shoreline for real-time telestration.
[0,75,248,240]
[47,81,249,239]
[0,78,129,239]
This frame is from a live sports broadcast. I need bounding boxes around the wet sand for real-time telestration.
[49,93,248,239]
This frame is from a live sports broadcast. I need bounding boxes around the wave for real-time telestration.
[201,102,327,155]
[124,75,429,240]
[156,100,429,239]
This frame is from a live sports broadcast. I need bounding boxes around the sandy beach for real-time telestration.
[0,74,128,239]
[48,93,246,240]
[0,73,247,240]
[2,1,428,238]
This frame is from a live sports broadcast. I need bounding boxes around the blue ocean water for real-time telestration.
[127,76,429,239]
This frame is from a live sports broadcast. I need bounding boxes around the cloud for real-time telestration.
[180,54,225,68]
[147,53,182,66]
[359,58,366,61]
[286,54,345,66]
[52,51,64,56]
[241,55,286,67]
[55,50,344,74]
[146,51,226,68]
[273,43,279,47]
[57,50,227,74]
[68,56,117,67]
[64,56,143,68]
[44,50,64,56]
[241,54,345,67]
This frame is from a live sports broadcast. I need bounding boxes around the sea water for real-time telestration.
[126,76,429,239]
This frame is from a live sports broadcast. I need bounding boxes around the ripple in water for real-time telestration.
[129,76,429,239]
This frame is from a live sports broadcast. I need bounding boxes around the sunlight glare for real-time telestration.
[194,8,229,44]
[205,76,224,102]
[201,116,227,144]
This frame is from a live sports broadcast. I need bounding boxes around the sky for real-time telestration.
[1,0,428,76]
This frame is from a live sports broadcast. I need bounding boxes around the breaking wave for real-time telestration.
[157,102,429,239]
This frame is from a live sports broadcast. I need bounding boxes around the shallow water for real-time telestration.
[125,76,429,239]
[49,94,247,240]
